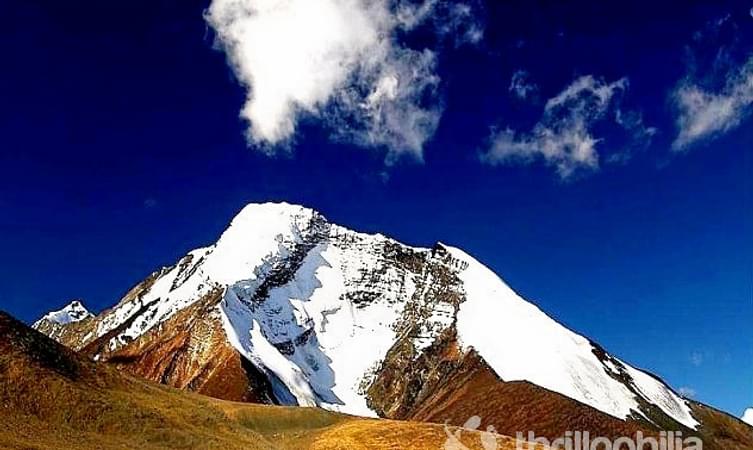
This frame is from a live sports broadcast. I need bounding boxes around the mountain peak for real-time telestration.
[199,202,327,286]
[34,300,92,327]
[231,202,321,226]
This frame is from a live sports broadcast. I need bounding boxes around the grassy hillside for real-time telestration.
[0,311,541,450]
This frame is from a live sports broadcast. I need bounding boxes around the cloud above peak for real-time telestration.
[206,0,481,162]
[671,56,753,151]
[671,14,753,151]
[482,75,654,179]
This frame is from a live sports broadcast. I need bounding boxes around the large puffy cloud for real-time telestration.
[672,56,753,150]
[206,0,480,162]
[481,75,654,179]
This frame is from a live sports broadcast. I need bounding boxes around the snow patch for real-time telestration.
[742,408,753,426]
[220,289,319,406]
[621,363,699,429]
[218,234,410,417]
[34,300,92,327]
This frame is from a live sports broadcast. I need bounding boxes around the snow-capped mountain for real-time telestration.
[33,300,92,326]
[743,408,753,426]
[35,202,702,431]
[32,300,94,343]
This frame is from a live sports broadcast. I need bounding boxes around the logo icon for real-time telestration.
[443,416,499,450]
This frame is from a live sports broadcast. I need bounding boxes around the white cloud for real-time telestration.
[678,387,696,398]
[395,1,483,47]
[206,0,479,162]
[482,75,651,179]
[690,352,704,367]
[509,70,537,100]
[672,56,753,150]
[436,2,485,47]
[325,48,441,163]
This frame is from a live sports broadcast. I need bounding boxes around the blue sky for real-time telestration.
[1,0,751,417]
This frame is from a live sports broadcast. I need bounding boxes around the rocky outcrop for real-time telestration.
[89,289,276,403]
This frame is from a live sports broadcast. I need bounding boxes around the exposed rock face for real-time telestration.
[94,289,276,403]
[33,202,752,447]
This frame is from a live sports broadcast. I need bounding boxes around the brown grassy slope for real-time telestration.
[689,401,753,450]
[0,310,279,450]
[307,419,546,450]
[0,311,538,450]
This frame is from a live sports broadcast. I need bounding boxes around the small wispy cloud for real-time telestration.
[610,109,658,163]
[678,387,697,398]
[671,55,753,150]
[441,3,484,47]
[206,0,482,163]
[690,351,704,367]
[671,14,752,151]
[509,69,538,100]
[143,198,158,209]
[481,75,654,179]
[399,1,484,48]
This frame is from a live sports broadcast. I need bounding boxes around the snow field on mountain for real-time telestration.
[446,245,699,429]
[219,233,414,417]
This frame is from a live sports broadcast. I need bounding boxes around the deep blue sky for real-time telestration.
[1,0,751,417]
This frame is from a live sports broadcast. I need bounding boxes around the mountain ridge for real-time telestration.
[32,202,753,448]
